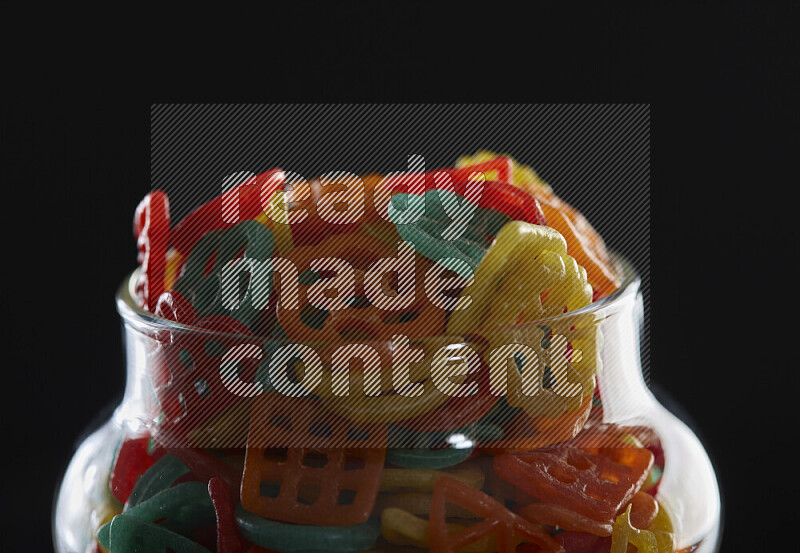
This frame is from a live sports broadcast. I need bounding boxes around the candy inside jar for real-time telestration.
[54,154,720,553]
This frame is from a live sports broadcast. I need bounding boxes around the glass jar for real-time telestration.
[54,261,721,553]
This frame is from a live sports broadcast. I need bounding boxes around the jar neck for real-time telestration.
[116,264,648,448]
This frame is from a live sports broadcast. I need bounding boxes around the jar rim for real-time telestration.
[117,255,641,340]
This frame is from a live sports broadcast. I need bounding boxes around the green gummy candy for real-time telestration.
[450,237,487,264]
[646,465,663,487]
[417,215,490,260]
[126,454,189,508]
[477,208,513,237]
[393,189,505,244]
[395,223,478,279]
[99,481,215,548]
[390,192,494,279]
[235,505,380,553]
[126,481,215,528]
[107,514,211,552]
[388,422,504,449]
[175,220,275,331]
[386,446,473,470]
[176,230,239,291]
[235,218,275,261]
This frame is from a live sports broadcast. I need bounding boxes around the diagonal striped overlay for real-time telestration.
[150,104,650,449]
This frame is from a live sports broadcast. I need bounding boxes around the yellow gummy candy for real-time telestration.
[163,248,183,290]
[611,504,658,553]
[447,221,592,334]
[379,464,484,493]
[380,507,497,552]
[92,499,122,553]
[255,190,294,255]
[446,221,596,420]
[455,150,552,193]
[375,491,475,519]
[649,500,677,553]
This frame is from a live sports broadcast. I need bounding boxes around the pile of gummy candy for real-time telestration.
[95,153,679,553]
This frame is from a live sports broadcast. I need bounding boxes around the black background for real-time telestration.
[3,3,798,551]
